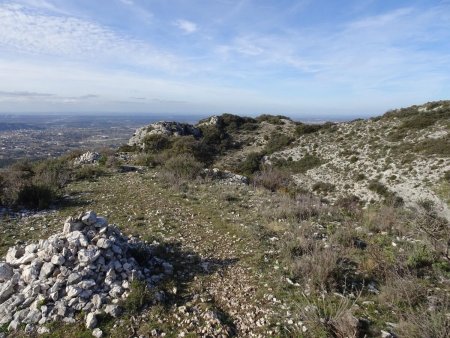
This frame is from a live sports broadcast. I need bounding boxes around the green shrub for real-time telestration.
[312,181,335,194]
[122,279,152,314]
[274,154,323,173]
[73,165,106,181]
[444,171,450,182]
[253,166,293,192]
[0,158,70,209]
[16,184,55,209]
[133,154,162,167]
[237,152,264,176]
[33,158,70,188]
[407,245,435,269]
[220,113,258,133]
[413,135,450,156]
[256,114,290,125]
[349,156,358,163]
[264,133,294,154]
[355,173,366,181]
[295,123,322,136]
[368,180,389,196]
[163,154,203,181]
[143,134,171,153]
[98,155,107,166]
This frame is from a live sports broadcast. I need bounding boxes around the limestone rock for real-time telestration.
[92,328,103,338]
[0,211,170,334]
[39,262,55,280]
[104,304,121,318]
[85,312,97,329]
[0,263,13,282]
[81,211,97,226]
[74,151,101,166]
[128,121,201,148]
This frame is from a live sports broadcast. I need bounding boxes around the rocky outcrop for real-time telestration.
[0,211,173,335]
[128,121,201,147]
[74,151,101,165]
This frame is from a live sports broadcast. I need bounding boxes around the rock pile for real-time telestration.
[128,121,201,147]
[74,151,101,165]
[204,168,249,185]
[0,211,171,336]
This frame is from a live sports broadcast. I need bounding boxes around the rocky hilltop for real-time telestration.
[128,102,450,220]
[0,101,449,337]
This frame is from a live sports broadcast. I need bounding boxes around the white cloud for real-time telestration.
[0,3,183,72]
[0,59,282,113]
[173,19,198,34]
[119,0,134,5]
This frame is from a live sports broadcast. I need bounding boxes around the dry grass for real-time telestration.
[252,166,293,192]
[301,294,364,338]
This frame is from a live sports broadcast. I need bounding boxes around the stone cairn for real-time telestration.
[0,211,172,337]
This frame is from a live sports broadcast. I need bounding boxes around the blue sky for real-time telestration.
[0,0,449,117]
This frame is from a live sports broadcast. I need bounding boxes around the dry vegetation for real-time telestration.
[1,101,450,337]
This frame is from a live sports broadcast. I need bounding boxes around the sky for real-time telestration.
[0,0,449,117]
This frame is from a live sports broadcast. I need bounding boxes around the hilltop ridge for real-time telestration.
[0,100,449,337]
[127,101,450,220]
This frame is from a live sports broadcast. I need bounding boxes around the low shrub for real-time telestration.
[295,123,322,136]
[252,166,293,192]
[73,165,106,181]
[162,154,203,184]
[237,152,264,176]
[274,154,323,173]
[312,181,335,194]
[133,154,162,167]
[0,158,71,209]
[256,114,290,125]
[17,184,55,209]
[264,132,294,154]
[121,279,152,314]
[143,134,171,153]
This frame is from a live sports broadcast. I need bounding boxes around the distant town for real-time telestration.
[0,114,203,167]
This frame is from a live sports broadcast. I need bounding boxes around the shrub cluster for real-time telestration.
[0,158,70,209]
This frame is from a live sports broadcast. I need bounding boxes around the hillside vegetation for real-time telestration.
[0,101,449,337]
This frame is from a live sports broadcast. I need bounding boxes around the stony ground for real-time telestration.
[0,170,307,337]
[1,102,449,337]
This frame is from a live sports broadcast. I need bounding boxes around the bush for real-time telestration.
[407,245,435,270]
[33,158,70,188]
[163,154,203,182]
[368,180,389,196]
[253,166,293,192]
[264,133,294,154]
[237,152,264,176]
[0,158,71,209]
[122,279,152,314]
[143,134,171,153]
[312,181,335,194]
[256,114,290,125]
[295,123,322,136]
[274,154,323,173]
[220,113,258,133]
[73,165,106,181]
[133,154,162,167]
[17,184,54,209]
[444,171,450,182]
